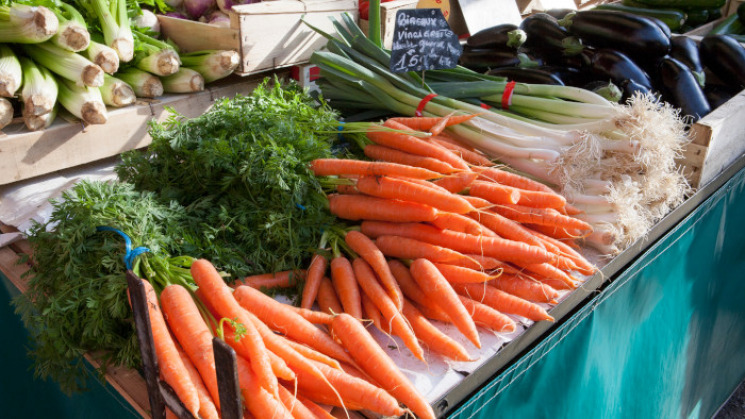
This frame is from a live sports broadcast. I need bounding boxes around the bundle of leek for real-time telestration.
[307,14,690,255]
[23,41,104,87]
[180,49,239,83]
[49,1,90,52]
[56,76,107,124]
[133,31,179,76]
[0,44,21,97]
[0,3,59,44]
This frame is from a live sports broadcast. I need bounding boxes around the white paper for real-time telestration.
[457,0,522,34]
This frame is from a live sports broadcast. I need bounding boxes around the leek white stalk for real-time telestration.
[133,9,160,33]
[100,74,135,107]
[19,56,58,117]
[0,44,22,97]
[24,42,104,87]
[180,49,239,83]
[0,4,58,44]
[50,2,90,52]
[0,97,12,129]
[116,68,163,98]
[84,40,119,74]
[161,68,204,93]
[91,0,133,62]
[24,104,57,131]
[133,31,180,76]
[56,76,107,125]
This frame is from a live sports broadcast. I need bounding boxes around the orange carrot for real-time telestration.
[529,228,596,275]
[160,284,220,409]
[467,210,546,249]
[353,257,425,361]
[402,300,473,362]
[475,166,557,194]
[344,230,404,310]
[458,295,516,333]
[278,384,317,419]
[523,262,578,288]
[525,223,585,240]
[316,277,343,316]
[432,170,480,193]
[297,394,337,419]
[328,194,438,222]
[165,408,177,419]
[435,263,499,283]
[137,280,200,417]
[431,211,498,237]
[414,300,454,323]
[310,158,440,179]
[356,175,475,214]
[175,345,220,419]
[410,258,481,348]
[514,188,567,210]
[363,144,459,174]
[454,283,554,322]
[361,292,390,333]
[370,120,470,170]
[491,274,560,303]
[234,285,354,366]
[431,136,494,166]
[288,306,334,325]
[232,269,305,290]
[387,113,479,133]
[460,254,507,270]
[236,356,293,419]
[388,260,452,322]
[300,253,328,309]
[375,234,478,266]
[190,259,278,399]
[491,205,593,232]
[283,338,342,371]
[332,313,436,419]
[337,183,361,195]
[469,180,521,205]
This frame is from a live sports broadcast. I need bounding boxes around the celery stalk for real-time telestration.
[0,4,58,44]
[50,3,90,52]
[100,74,135,107]
[24,41,104,87]
[180,50,239,83]
[19,56,58,117]
[0,44,22,97]
[56,76,108,125]
[84,40,119,74]
[116,67,163,98]
[0,97,12,129]
[161,68,204,93]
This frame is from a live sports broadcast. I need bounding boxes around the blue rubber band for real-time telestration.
[296,203,307,211]
[96,226,151,270]
[337,121,345,141]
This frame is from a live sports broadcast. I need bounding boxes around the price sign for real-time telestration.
[389,8,463,74]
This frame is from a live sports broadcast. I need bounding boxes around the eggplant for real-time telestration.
[485,67,565,85]
[459,48,542,72]
[657,56,710,122]
[703,83,739,109]
[535,65,585,86]
[466,24,527,50]
[591,49,653,90]
[520,13,584,60]
[559,10,671,62]
[544,8,577,20]
[669,35,705,87]
[700,34,745,90]
[620,79,653,102]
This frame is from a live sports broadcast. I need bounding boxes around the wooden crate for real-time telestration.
[158,0,358,76]
[359,0,419,49]
[0,76,266,186]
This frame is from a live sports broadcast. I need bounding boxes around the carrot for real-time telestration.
[514,188,567,210]
[190,259,278,399]
[491,274,560,303]
[388,260,452,322]
[344,230,403,310]
[469,180,521,205]
[136,280,200,417]
[353,257,425,361]
[282,338,343,371]
[387,113,479,133]
[430,136,494,166]
[339,361,382,389]
[278,384,317,419]
[361,292,389,333]
[297,394,337,419]
[432,170,480,193]
[232,269,305,290]
[533,274,576,291]
[363,144,459,174]
[310,158,440,179]
[234,285,354,366]
[356,175,475,214]
[288,305,334,325]
[328,194,438,222]
[375,234,478,266]
[523,262,578,288]
[414,300,453,323]
[457,295,516,333]
[467,210,546,249]
[460,254,507,271]
[454,283,554,322]
[316,276,343,315]
[491,204,593,232]
[333,312,436,419]
[402,300,473,362]
[160,284,221,409]
[371,120,470,170]
[525,222,585,240]
[336,183,361,195]
[434,263,499,284]
[360,221,557,266]
[529,228,596,275]
[474,166,557,194]
[236,356,293,419]
[431,211,498,237]
[410,258,481,348]
[292,357,406,417]
[300,253,329,310]
[463,195,494,209]
[165,408,177,419]
[175,345,220,419]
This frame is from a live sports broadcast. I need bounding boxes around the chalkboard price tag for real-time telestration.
[389,8,463,74]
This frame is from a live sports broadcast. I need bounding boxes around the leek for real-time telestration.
[0,4,58,44]
[24,42,104,87]
[84,40,119,74]
[56,76,107,125]
[161,68,204,93]
[0,44,22,97]
[133,31,180,76]
[0,97,12,129]
[24,104,58,131]
[180,49,239,83]
[90,0,133,62]
[50,2,90,52]
[116,67,163,98]
[100,74,135,107]
[19,56,58,117]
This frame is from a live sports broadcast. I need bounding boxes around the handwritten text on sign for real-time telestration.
[389,8,462,73]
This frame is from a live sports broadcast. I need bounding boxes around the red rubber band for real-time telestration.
[480,103,492,110]
[415,93,438,117]
[502,81,517,110]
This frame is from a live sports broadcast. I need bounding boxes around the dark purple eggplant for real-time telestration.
[591,49,653,89]
[620,79,653,102]
[647,16,672,39]
[700,34,745,90]
[559,10,671,61]
[485,67,565,85]
[703,83,739,109]
[544,8,576,20]
[466,24,526,50]
[669,35,705,87]
[459,48,542,72]
[520,13,584,60]
[535,66,584,85]
[657,56,710,122]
